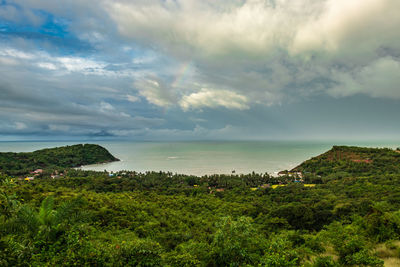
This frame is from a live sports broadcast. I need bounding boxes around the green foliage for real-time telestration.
[363,203,400,242]
[311,256,338,267]
[323,221,383,266]
[1,145,400,265]
[294,146,400,176]
[259,235,299,266]
[163,240,208,266]
[0,195,89,265]
[211,216,266,266]
[0,144,118,175]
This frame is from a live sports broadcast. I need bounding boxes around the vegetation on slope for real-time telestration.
[0,144,118,176]
[1,145,400,266]
[292,145,400,176]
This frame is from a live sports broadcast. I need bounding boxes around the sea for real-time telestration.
[0,140,399,176]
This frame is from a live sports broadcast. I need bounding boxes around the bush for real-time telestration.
[312,256,338,267]
[323,222,383,266]
[211,216,267,266]
[259,236,299,267]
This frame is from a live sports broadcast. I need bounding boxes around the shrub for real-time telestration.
[312,256,338,267]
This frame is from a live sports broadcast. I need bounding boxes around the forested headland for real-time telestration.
[1,145,400,266]
[0,144,118,176]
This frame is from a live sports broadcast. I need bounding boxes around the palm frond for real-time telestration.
[38,196,55,226]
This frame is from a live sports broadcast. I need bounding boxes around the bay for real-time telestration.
[0,140,399,176]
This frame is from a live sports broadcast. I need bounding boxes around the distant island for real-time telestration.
[0,144,119,176]
[1,145,400,266]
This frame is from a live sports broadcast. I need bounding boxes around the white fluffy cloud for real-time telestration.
[108,0,400,56]
[135,78,177,107]
[100,101,115,112]
[180,88,249,111]
[291,0,400,69]
[107,0,400,103]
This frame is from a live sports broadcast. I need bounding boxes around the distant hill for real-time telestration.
[292,145,400,176]
[0,144,119,176]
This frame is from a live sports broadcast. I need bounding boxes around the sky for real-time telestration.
[0,0,399,141]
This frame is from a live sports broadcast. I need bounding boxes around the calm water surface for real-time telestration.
[0,141,399,176]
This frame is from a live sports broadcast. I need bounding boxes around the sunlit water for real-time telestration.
[0,141,399,176]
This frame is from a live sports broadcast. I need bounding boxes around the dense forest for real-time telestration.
[1,145,400,266]
[0,144,118,176]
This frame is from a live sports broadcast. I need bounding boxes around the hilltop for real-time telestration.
[292,145,400,176]
[0,144,119,176]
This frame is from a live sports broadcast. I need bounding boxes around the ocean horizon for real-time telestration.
[1,140,399,176]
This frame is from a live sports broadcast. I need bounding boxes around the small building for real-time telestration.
[277,171,288,177]
[33,169,43,174]
[25,177,34,181]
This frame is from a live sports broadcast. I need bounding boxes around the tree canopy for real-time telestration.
[1,145,400,266]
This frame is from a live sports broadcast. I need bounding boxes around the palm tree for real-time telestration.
[4,196,87,243]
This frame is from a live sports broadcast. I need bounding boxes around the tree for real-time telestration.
[211,216,266,266]
[1,196,88,264]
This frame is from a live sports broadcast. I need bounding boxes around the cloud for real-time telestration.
[48,124,70,132]
[0,3,44,26]
[0,45,166,138]
[37,62,57,70]
[180,88,249,111]
[0,48,35,60]
[135,78,177,107]
[328,57,400,99]
[57,57,107,73]
[107,0,400,102]
[14,122,27,130]
[108,0,287,61]
[292,0,400,57]
[107,0,399,58]
[100,101,115,111]
[126,94,139,103]
[1,0,400,140]
[0,57,18,66]
[8,0,400,105]
[108,124,239,140]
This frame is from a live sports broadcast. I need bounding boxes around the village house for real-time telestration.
[33,169,43,174]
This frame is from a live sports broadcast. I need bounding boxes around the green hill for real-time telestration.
[0,144,118,176]
[292,145,400,176]
[2,145,400,266]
